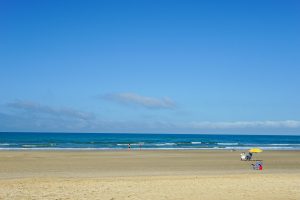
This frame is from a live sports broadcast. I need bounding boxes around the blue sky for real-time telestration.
[0,0,300,134]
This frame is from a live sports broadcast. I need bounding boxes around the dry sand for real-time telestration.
[0,150,300,199]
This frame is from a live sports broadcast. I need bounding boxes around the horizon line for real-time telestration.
[1,131,300,136]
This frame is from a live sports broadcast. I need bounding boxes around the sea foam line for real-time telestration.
[217,143,239,145]
[1,146,300,151]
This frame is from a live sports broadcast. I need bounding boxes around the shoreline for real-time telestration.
[2,133,300,151]
[1,148,300,151]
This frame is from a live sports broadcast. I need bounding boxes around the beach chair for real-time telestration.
[251,161,263,170]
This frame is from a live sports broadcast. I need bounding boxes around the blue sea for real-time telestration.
[1,132,300,150]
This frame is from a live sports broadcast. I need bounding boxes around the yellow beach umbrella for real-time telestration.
[249,148,263,153]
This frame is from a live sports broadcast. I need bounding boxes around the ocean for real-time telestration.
[0,132,300,150]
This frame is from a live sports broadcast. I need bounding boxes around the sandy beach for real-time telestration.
[0,150,300,199]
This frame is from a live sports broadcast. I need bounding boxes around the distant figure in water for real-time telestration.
[128,143,131,150]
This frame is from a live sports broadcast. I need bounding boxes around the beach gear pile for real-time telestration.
[240,148,263,161]
[252,161,263,170]
[240,148,264,170]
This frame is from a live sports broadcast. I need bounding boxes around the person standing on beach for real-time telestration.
[128,143,131,150]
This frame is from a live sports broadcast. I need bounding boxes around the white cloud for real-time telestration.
[101,92,176,109]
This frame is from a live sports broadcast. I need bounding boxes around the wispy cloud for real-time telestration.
[2,100,300,134]
[101,92,176,109]
[187,120,300,129]
[7,100,94,120]
[1,100,98,131]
